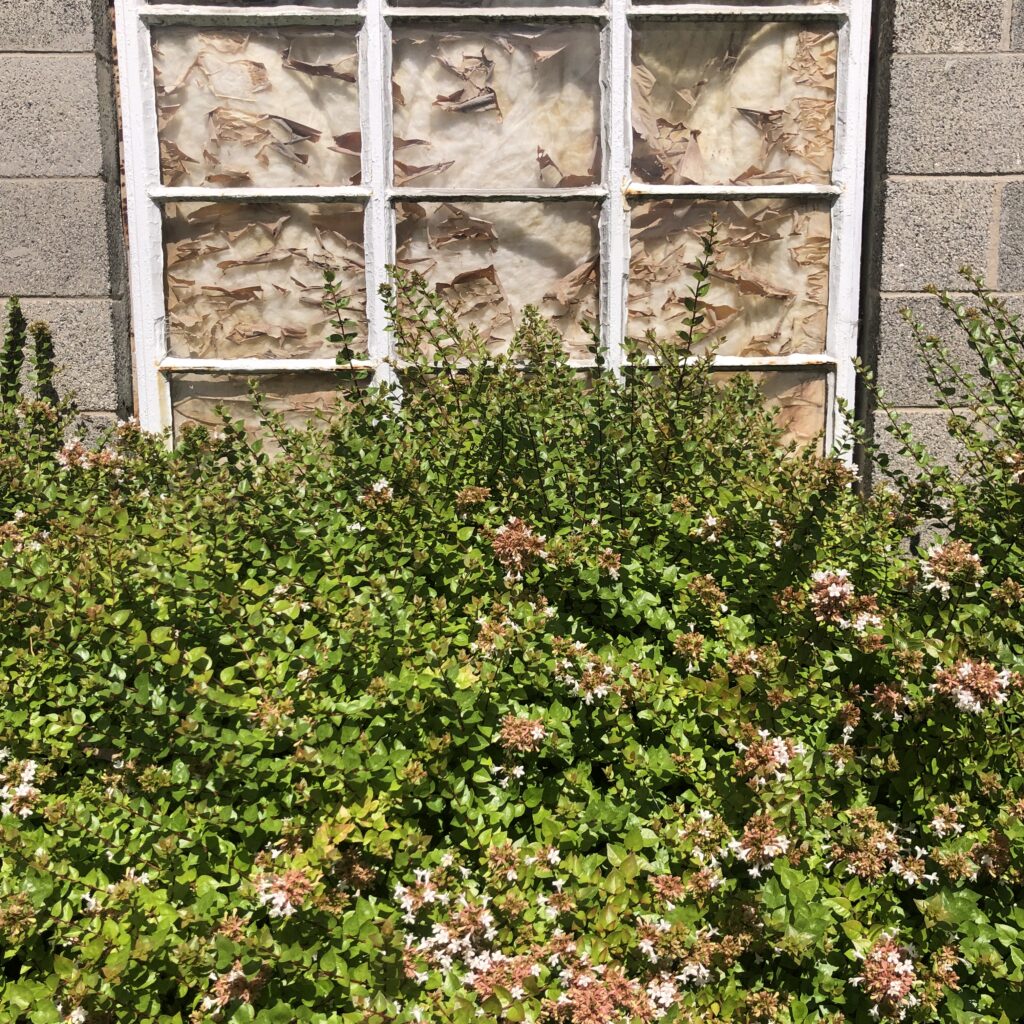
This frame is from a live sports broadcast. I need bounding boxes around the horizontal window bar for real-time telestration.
[160,358,380,374]
[141,4,364,25]
[149,186,372,204]
[385,6,608,20]
[390,187,608,203]
[160,354,837,374]
[628,4,845,20]
[626,183,842,200]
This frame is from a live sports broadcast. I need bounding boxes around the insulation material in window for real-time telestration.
[170,373,354,442]
[391,25,601,189]
[714,371,827,450]
[395,201,599,357]
[164,202,366,359]
[628,198,831,356]
[153,27,360,187]
[631,21,837,186]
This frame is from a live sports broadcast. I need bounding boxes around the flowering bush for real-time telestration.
[2,275,1024,1024]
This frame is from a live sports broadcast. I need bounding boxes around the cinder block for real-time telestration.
[1013,0,1024,51]
[893,0,1003,52]
[0,0,105,55]
[0,54,104,178]
[999,182,1024,289]
[887,55,1024,174]
[870,407,969,483]
[0,179,115,298]
[878,178,994,292]
[0,298,130,413]
[72,411,119,446]
[874,295,988,407]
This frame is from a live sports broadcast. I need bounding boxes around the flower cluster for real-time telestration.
[359,477,393,508]
[194,960,267,1021]
[253,868,315,918]
[553,639,617,704]
[0,757,41,819]
[455,485,492,509]
[498,714,547,754]
[921,540,984,596]
[809,570,882,632]
[932,658,1021,714]
[729,814,790,877]
[734,728,804,789]
[492,517,548,581]
[56,439,122,472]
[853,934,919,1020]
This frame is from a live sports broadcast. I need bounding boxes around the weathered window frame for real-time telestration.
[115,0,872,447]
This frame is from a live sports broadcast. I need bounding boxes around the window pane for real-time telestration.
[395,201,599,358]
[631,21,837,185]
[170,373,355,442]
[153,27,360,187]
[394,0,598,4]
[164,202,366,359]
[391,25,601,189]
[628,198,830,355]
[149,1,357,5]
[714,371,827,450]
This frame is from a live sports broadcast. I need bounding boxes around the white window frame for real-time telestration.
[114,0,872,450]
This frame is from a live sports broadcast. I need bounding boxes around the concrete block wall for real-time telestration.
[864,0,1024,471]
[0,0,130,430]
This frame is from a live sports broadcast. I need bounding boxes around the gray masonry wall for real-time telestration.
[0,0,130,431]
[865,0,1024,473]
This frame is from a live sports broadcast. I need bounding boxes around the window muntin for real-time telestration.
[115,0,871,451]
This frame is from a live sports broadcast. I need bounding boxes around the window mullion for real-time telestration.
[828,5,871,458]
[601,0,631,374]
[362,0,395,385]
[115,0,172,434]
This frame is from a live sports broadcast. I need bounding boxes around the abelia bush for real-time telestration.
[1,275,1024,1024]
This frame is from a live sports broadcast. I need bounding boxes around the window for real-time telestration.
[114,0,872,447]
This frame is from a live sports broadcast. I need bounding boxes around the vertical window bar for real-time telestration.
[601,0,631,374]
[826,4,870,457]
[115,0,172,433]
[361,0,396,387]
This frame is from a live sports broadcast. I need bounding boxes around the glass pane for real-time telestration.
[631,21,837,185]
[153,27,360,187]
[714,371,827,450]
[395,201,599,358]
[170,373,355,441]
[633,0,831,4]
[391,24,601,189]
[149,1,357,4]
[164,202,366,359]
[395,1,598,5]
[628,198,830,355]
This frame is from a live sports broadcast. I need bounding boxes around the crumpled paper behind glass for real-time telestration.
[171,372,352,445]
[396,201,600,358]
[392,25,601,189]
[164,202,366,359]
[714,371,827,451]
[632,21,837,186]
[153,27,361,188]
[629,198,831,355]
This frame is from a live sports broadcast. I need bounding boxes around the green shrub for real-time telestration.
[1,277,1023,1024]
